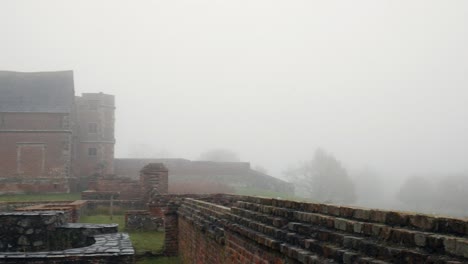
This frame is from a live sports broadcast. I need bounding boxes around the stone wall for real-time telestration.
[0,211,67,252]
[0,211,134,263]
[153,194,468,263]
[0,232,134,264]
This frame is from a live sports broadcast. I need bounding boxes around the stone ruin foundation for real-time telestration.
[0,211,134,263]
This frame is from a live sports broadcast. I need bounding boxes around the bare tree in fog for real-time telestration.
[350,168,387,208]
[397,176,435,213]
[398,174,468,217]
[199,149,240,162]
[284,149,356,205]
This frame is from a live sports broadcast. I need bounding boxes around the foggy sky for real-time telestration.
[1,0,467,188]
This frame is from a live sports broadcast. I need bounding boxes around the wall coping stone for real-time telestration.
[59,223,118,229]
[0,211,65,216]
[0,233,134,258]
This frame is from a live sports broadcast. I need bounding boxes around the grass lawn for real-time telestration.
[0,192,81,202]
[80,215,126,231]
[136,257,182,264]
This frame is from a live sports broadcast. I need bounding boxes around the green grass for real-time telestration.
[130,231,165,254]
[80,214,126,231]
[136,256,181,264]
[0,192,81,202]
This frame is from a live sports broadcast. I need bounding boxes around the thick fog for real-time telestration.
[1,1,468,214]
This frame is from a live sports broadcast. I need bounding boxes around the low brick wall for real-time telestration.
[86,200,145,213]
[0,178,71,195]
[13,200,88,222]
[81,190,121,200]
[87,177,141,200]
[0,200,77,212]
[152,194,468,263]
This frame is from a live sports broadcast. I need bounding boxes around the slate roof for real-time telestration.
[0,71,75,113]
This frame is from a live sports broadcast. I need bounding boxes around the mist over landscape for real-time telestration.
[1,1,468,217]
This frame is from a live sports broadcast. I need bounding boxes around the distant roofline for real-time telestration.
[0,111,70,114]
[0,70,75,113]
[78,92,114,97]
[0,70,73,74]
[114,158,250,165]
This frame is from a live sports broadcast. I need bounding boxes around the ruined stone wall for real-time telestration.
[157,194,468,263]
[0,211,134,263]
[0,211,67,252]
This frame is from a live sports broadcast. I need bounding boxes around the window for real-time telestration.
[88,123,98,133]
[0,114,5,128]
[88,147,97,156]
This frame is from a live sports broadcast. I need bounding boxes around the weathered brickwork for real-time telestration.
[0,131,72,194]
[151,194,468,263]
[179,217,226,264]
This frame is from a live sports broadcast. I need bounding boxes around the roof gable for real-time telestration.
[0,71,75,113]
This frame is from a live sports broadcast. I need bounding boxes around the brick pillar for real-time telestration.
[140,163,168,202]
[164,203,179,256]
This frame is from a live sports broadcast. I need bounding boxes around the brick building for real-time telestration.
[0,70,292,195]
[0,71,115,193]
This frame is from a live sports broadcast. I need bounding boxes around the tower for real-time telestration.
[75,93,115,177]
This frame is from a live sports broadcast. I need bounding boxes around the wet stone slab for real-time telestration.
[0,233,134,262]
